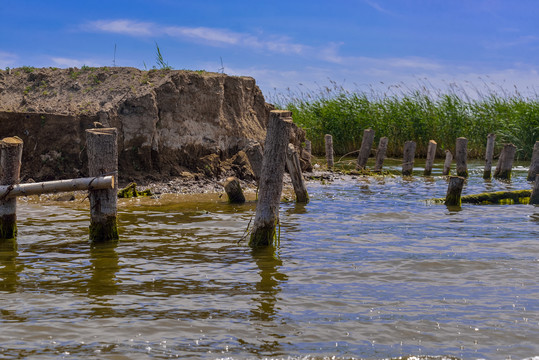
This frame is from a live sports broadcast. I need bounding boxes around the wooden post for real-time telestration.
[530,174,539,205]
[249,110,292,248]
[0,137,23,239]
[483,133,496,179]
[86,128,119,242]
[402,141,416,176]
[373,137,388,172]
[325,134,334,169]
[528,141,539,181]
[455,137,468,177]
[356,128,375,169]
[286,144,309,203]
[445,176,465,206]
[223,177,245,204]
[443,150,453,176]
[494,143,517,180]
[423,140,437,176]
[304,139,312,158]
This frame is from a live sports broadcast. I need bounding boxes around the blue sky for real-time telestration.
[1,0,538,100]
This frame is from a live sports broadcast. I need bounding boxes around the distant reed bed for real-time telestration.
[270,81,539,160]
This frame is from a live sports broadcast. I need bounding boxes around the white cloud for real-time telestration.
[227,61,539,102]
[84,19,308,55]
[86,19,154,37]
[164,26,241,45]
[0,51,17,68]
[362,0,395,15]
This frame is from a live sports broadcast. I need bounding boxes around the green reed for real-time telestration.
[271,82,539,160]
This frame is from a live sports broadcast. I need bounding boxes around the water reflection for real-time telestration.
[248,246,288,355]
[0,239,18,292]
[88,241,119,297]
[250,247,287,321]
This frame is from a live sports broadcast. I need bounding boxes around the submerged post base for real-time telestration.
[249,224,276,248]
[0,214,17,240]
[89,216,119,243]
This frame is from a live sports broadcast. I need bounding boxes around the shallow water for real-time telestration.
[1,160,538,359]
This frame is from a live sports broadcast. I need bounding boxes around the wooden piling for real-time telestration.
[373,137,388,172]
[304,139,312,157]
[494,143,517,180]
[443,150,452,176]
[356,128,375,169]
[528,141,539,181]
[455,137,468,177]
[249,110,292,248]
[286,144,309,203]
[402,141,416,176]
[531,174,539,205]
[445,176,465,207]
[223,177,245,204]
[86,128,119,242]
[0,137,23,239]
[325,134,334,169]
[483,133,496,179]
[424,140,437,176]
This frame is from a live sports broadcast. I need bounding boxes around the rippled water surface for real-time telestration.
[1,160,539,359]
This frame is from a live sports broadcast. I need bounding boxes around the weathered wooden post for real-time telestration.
[0,137,23,239]
[325,134,334,169]
[528,141,539,182]
[357,128,375,170]
[442,150,452,176]
[86,128,119,242]
[224,177,245,204]
[286,144,309,203]
[530,174,539,205]
[249,110,292,248]
[494,143,517,180]
[304,139,312,158]
[373,137,388,172]
[445,176,465,207]
[483,133,496,179]
[455,137,468,177]
[402,141,416,176]
[424,140,437,176]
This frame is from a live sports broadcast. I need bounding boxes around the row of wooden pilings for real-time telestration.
[324,130,539,181]
[324,130,539,206]
[0,128,118,242]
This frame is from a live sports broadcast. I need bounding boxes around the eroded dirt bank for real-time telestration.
[0,66,307,187]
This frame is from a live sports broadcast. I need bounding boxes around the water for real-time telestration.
[1,161,538,359]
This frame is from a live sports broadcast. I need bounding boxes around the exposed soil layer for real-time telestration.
[0,66,308,186]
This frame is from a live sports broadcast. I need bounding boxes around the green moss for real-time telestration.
[249,224,276,248]
[494,169,512,180]
[433,189,532,205]
[444,193,462,207]
[89,216,118,243]
[456,169,468,178]
[461,190,531,204]
[118,182,153,198]
[0,214,17,239]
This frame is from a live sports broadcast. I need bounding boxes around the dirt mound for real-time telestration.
[0,66,306,184]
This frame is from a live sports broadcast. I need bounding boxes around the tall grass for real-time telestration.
[270,81,539,160]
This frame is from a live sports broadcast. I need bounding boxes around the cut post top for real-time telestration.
[86,127,117,136]
[0,137,23,147]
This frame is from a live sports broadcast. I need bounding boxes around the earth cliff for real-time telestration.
[0,66,307,185]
